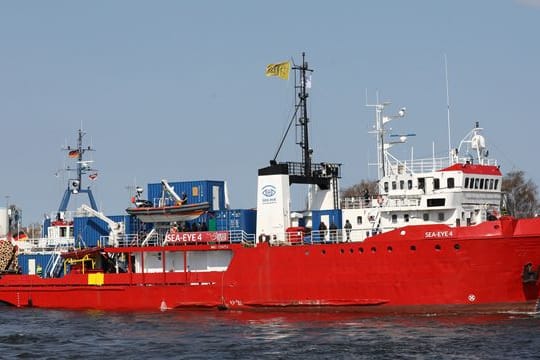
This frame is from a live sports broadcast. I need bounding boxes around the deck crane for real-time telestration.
[78,204,125,247]
[160,179,187,206]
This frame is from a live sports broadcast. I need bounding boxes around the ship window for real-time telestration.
[434,178,440,190]
[391,214,398,223]
[392,181,397,190]
[408,180,413,189]
[438,212,445,221]
[359,247,364,253]
[423,213,429,221]
[474,178,479,189]
[400,180,404,189]
[469,179,474,189]
[494,179,499,190]
[384,182,389,192]
[454,244,460,250]
[410,245,416,251]
[464,177,469,188]
[371,247,377,253]
[480,178,485,189]
[447,178,455,188]
[404,214,410,222]
[387,246,393,252]
[356,216,362,225]
[489,179,494,190]
[418,178,425,190]
[427,198,446,207]
[435,244,441,251]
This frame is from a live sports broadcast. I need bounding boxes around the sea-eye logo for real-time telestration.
[262,185,276,197]
[261,185,277,204]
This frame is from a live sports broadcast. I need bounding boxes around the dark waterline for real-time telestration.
[1,306,539,359]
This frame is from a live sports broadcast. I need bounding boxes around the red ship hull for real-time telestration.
[1,217,539,312]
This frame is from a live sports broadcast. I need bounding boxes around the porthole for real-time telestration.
[387,246,393,253]
[359,247,364,254]
[322,249,326,255]
[371,247,377,253]
[435,244,441,251]
[349,248,354,254]
[410,245,416,251]
[454,244,460,251]
[340,249,345,254]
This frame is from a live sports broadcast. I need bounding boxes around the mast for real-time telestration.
[293,52,313,176]
[58,129,98,212]
[367,99,407,179]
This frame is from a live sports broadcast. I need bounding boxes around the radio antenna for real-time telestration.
[445,54,452,155]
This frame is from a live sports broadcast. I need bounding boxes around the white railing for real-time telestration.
[341,196,420,209]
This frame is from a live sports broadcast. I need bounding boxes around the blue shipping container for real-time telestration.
[311,209,343,243]
[73,215,127,247]
[18,253,54,275]
[214,209,257,234]
[147,180,226,211]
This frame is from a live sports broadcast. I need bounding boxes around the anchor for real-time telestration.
[522,263,540,284]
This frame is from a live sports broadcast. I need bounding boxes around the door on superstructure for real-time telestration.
[212,185,221,211]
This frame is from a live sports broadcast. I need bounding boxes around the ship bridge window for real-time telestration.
[494,179,499,190]
[464,177,469,188]
[474,178,479,189]
[434,178,440,190]
[480,178,485,189]
[418,178,425,191]
[447,178,455,189]
[427,198,446,207]
[489,179,494,190]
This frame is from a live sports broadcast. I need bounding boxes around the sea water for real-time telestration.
[0,306,539,359]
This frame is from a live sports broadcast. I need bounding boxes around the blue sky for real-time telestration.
[1,0,539,224]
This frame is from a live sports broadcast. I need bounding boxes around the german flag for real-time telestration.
[68,150,79,158]
[13,231,28,241]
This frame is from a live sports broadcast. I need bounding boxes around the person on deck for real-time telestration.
[179,192,188,205]
[344,219,352,242]
[319,221,328,242]
[329,222,338,242]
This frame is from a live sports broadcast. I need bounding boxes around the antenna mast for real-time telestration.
[294,52,313,176]
[58,129,98,212]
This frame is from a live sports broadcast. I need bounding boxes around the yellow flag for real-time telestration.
[265,61,290,80]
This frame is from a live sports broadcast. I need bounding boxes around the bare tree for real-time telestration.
[341,180,378,198]
[502,170,539,218]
